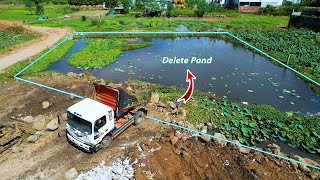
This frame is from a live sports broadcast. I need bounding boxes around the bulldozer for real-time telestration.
[0,120,30,154]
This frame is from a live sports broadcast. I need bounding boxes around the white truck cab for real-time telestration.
[66,82,147,153]
[66,98,114,152]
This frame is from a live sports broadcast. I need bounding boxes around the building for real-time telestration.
[114,5,125,14]
[235,0,283,12]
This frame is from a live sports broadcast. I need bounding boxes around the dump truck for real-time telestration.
[66,81,148,152]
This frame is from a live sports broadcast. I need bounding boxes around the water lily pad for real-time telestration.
[114,68,126,72]
[241,127,249,137]
[271,82,279,87]
[238,136,245,144]
[279,96,284,99]
[211,77,216,80]
[282,89,291,94]
[247,90,253,93]
[290,102,294,105]
[249,121,257,127]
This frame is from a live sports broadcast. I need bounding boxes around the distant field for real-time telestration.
[30,14,289,31]
[0,5,101,21]
[0,25,39,54]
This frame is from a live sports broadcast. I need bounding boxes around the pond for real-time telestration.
[47,37,320,114]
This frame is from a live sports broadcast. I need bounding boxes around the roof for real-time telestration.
[67,98,112,123]
[114,5,124,10]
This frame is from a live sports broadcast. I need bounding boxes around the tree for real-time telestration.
[33,0,44,16]
[166,2,173,17]
[186,0,196,8]
[103,0,118,8]
[134,0,144,10]
[24,0,35,14]
[123,0,131,13]
[195,0,208,17]
[159,0,166,9]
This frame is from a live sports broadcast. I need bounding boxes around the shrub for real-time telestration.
[81,15,86,21]
[91,18,104,26]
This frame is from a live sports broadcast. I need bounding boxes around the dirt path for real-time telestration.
[0,20,71,73]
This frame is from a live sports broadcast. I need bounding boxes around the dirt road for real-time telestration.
[0,20,71,73]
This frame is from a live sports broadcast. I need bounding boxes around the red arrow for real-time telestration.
[177,69,196,104]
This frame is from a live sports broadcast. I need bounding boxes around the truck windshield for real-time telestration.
[67,112,92,135]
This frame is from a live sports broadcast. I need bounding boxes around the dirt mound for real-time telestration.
[0,20,22,30]
[131,131,314,180]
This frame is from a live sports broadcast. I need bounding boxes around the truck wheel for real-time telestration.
[134,111,144,125]
[101,136,112,149]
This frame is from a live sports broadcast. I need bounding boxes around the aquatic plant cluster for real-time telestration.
[149,82,320,154]
[68,38,152,68]
[236,29,320,81]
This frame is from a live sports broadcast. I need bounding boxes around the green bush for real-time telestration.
[259,3,305,16]
[81,15,86,21]
[91,18,104,27]
[172,7,195,17]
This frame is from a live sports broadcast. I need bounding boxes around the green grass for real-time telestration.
[68,38,152,68]
[7,39,74,77]
[30,14,289,31]
[0,25,39,54]
[0,5,80,21]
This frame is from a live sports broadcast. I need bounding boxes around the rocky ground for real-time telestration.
[0,72,319,180]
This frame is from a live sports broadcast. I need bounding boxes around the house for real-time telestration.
[235,0,283,12]
[114,5,125,14]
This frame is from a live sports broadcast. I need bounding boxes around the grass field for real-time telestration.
[0,25,39,54]
[0,5,100,21]
[29,14,289,31]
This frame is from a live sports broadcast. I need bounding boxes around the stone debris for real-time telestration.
[65,168,78,180]
[22,116,34,123]
[42,101,50,110]
[168,101,177,110]
[32,117,46,131]
[75,158,134,180]
[238,146,251,154]
[46,117,59,131]
[212,133,227,147]
[267,143,280,150]
[198,134,211,143]
[150,93,159,104]
[27,135,39,143]
[60,112,68,121]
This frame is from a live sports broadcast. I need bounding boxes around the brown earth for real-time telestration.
[0,73,318,179]
[0,20,72,73]
[131,132,313,180]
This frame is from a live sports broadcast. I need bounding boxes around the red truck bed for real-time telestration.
[93,82,119,115]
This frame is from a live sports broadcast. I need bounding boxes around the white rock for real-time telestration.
[241,101,248,105]
[27,135,39,143]
[42,101,50,110]
[213,133,227,147]
[23,116,34,123]
[168,101,176,109]
[199,135,211,143]
[32,118,46,131]
[46,117,59,131]
[65,168,78,180]
[238,146,251,154]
